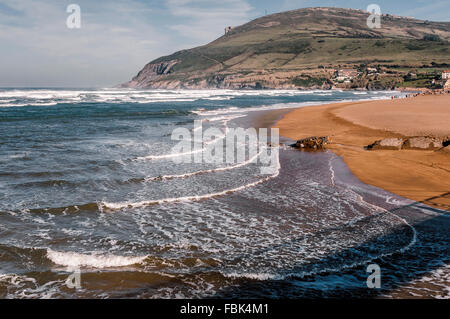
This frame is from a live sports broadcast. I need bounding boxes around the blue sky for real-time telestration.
[0,0,448,87]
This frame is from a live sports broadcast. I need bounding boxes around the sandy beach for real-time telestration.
[1,88,449,299]
[275,94,450,210]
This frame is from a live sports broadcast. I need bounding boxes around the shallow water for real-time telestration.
[0,88,448,299]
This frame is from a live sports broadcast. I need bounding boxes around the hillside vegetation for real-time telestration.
[122,7,450,90]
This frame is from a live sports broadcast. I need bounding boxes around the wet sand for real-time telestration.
[275,94,450,210]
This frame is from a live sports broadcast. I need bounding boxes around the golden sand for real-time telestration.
[275,94,450,210]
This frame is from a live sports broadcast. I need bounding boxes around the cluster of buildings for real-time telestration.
[434,70,450,89]
[442,70,450,80]
[333,67,378,83]
[334,69,359,83]
[332,68,450,88]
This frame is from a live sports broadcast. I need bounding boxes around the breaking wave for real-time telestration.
[101,152,280,211]
[0,88,401,108]
[46,249,147,268]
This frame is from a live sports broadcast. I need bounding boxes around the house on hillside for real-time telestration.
[225,26,234,35]
[367,67,378,74]
[334,69,359,82]
[442,70,450,80]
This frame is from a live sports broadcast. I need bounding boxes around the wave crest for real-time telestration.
[46,249,147,268]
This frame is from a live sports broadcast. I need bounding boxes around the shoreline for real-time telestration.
[273,94,450,210]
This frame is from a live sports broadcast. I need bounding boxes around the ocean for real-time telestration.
[0,88,448,299]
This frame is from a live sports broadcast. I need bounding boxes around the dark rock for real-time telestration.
[444,139,450,147]
[292,136,329,150]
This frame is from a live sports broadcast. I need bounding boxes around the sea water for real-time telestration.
[0,88,448,298]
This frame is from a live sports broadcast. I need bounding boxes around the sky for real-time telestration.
[0,0,448,87]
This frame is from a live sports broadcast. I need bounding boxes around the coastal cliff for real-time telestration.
[122,7,450,90]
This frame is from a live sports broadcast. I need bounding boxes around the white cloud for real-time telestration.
[0,0,256,87]
[166,0,253,42]
[0,0,173,87]
[3,0,444,87]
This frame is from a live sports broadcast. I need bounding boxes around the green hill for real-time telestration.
[122,7,450,90]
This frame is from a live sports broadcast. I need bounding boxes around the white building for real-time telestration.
[334,69,359,82]
[442,71,450,80]
[225,26,234,35]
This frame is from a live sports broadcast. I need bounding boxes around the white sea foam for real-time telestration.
[205,114,246,122]
[324,151,418,276]
[46,249,147,268]
[0,89,400,108]
[193,99,381,117]
[328,155,336,186]
[144,149,263,182]
[135,132,226,161]
[331,171,418,255]
[0,103,27,107]
[136,147,204,161]
[0,273,37,286]
[101,149,280,210]
[224,272,280,280]
[135,118,234,161]
[0,273,66,299]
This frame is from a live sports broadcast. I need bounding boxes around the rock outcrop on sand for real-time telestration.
[292,137,329,150]
[402,137,445,150]
[366,138,404,150]
[367,136,449,151]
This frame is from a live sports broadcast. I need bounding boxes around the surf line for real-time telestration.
[328,153,336,187]
[351,189,418,253]
[135,118,231,161]
[226,196,418,283]
[327,152,417,255]
[144,148,264,182]
[100,149,281,211]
